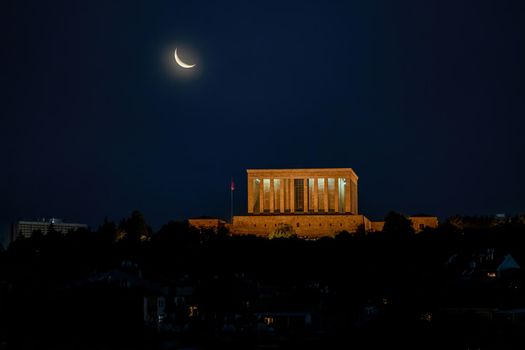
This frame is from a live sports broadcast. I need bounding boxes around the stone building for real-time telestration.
[246,168,358,215]
[232,168,371,238]
[186,168,438,239]
[188,217,227,232]
[228,168,439,238]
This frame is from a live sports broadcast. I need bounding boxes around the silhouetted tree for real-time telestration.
[46,223,61,237]
[335,230,353,241]
[355,224,367,239]
[46,224,63,241]
[217,225,230,238]
[117,210,151,242]
[30,229,44,241]
[382,211,414,239]
[155,220,199,245]
[97,217,117,243]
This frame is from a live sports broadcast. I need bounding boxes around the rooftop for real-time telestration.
[247,168,358,180]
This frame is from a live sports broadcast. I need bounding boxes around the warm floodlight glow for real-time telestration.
[174,48,196,69]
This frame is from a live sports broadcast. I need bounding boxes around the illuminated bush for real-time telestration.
[269,223,297,239]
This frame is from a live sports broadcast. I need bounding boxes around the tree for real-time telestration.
[382,211,414,239]
[354,224,367,239]
[335,230,353,241]
[97,217,117,243]
[155,220,198,243]
[117,210,151,242]
[30,229,44,241]
[217,225,230,239]
[269,223,297,239]
[46,223,63,240]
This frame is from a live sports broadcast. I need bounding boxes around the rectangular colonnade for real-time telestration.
[247,169,358,215]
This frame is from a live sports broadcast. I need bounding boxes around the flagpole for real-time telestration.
[230,177,234,224]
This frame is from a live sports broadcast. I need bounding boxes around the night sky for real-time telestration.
[2,0,524,243]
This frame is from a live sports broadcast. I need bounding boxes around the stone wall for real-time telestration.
[188,218,227,231]
[370,221,385,232]
[410,216,439,232]
[231,214,371,239]
[370,216,439,233]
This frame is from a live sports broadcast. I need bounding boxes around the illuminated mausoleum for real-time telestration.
[246,168,358,215]
[227,168,438,238]
[231,168,368,238]
[188,168,438,238]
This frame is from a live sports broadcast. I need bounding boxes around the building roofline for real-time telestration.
[246,168,358,180]
[15,221,87,226]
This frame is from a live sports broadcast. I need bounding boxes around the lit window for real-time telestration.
[327,178,335,212]
[263,179,271,212]
[188,305,199,318]
[294,179,304,212]
[318,178,325,211]
[338,178,346,213]
[274,179,281,212]
[263,316,274,326]
[308,178,315,212]
[487,272,497,278]
[253,179,261,213]
[421,312,432,322]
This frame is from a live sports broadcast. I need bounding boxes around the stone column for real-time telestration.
[334,178,339,213]
[269,178,275,213]
[345,178,351,213]
[303,178,308,213]
[353,181,358,214]
[290,179,295,213]
[280,179,285,214]
[247,176,254,214]
[313,177,319,213]
[259,180,264,214]
[323,178,329,213]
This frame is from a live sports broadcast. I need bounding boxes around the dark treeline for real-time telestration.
[1,211,525,349]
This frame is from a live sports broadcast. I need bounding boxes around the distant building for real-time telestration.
[9,218,88,242]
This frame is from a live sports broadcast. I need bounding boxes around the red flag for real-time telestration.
[231,178,235,191]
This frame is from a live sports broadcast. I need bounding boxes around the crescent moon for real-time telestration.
[174,48,196,69]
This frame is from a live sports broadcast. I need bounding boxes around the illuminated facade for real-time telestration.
[233,168,367,238]
[196,167,439,238]
[247,168,358,215]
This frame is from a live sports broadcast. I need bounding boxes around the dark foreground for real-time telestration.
[2,215,525,349]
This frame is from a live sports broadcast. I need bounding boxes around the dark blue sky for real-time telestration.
[2,0,524,242]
